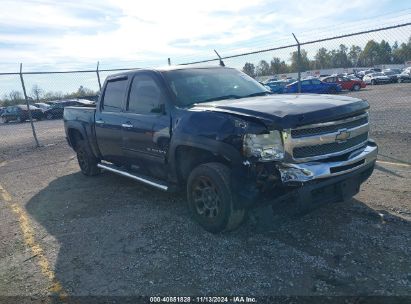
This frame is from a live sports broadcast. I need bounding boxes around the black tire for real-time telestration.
[76,140,100,176]
[187,162,245,233]
[371,79,376,85]
[398,78,402,83]
[1,117,7,123]
[46,113,53,120]
[353,84,360,91]
[16,116,23,123]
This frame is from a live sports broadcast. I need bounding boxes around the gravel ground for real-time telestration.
[0,83,410,299]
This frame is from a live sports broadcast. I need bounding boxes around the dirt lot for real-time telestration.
[0,83,410,299]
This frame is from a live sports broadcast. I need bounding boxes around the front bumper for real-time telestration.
[271,160,375,214]
[277,142,377,184]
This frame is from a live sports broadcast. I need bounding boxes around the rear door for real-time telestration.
[121,72,170,167]
[95,76,128,163]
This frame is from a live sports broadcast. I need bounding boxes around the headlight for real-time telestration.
[243,130,284,161]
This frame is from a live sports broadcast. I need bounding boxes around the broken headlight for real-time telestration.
[243,130,284,161]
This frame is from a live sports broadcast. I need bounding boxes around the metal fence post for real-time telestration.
[19,63,40,147]
[292,33,301,93]
[168,58,171,66]
[96,61,102,91]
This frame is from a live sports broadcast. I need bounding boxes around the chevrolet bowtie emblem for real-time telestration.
[335,129,351,142]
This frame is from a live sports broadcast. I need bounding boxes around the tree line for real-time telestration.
[242,37,411,77]
[0,85,98,107]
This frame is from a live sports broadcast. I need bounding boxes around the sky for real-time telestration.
[0,0,410,95]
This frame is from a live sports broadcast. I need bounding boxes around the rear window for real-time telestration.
[102,79,127,112]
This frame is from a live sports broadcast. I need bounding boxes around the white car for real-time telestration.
[362,72,390,85]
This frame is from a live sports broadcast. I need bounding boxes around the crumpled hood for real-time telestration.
[191,94,369,129]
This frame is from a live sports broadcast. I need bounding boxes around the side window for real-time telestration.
[127,74,165,114]
[102,78,127,112]
[301,80,310,86]
[311,79,321,85]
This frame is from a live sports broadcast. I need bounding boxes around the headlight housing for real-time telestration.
[243,130,284,161]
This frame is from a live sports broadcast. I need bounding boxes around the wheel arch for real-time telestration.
[67,128,84,150]
[173,145,231,184]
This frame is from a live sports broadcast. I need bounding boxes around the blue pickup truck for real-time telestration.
[64,66,377,233]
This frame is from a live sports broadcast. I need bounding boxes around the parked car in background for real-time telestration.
[397,68,411,83]
[263,77,278,83]
[357,68,382,79]
[346,74,362,81]
[43,99,94,120]
[43,102,66,119]
[286,78,342,94]
[0,107,5,116]
[362,72,390,85]
[265,80,289,93]
[1,105,43,123]
[34,102,51,112]
[321,76,366,91]
[382,69,401,83]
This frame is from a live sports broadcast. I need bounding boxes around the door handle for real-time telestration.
[121,123,133,128]
[95,119,105,124]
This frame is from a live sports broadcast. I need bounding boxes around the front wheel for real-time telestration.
[76,140,100,176]
[187,162,245,233]
[46,113,53,120]
[371,80,376,85]
[353,84,360,91]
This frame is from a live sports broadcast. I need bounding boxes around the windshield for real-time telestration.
[373,72,384,76]
[163,68,269,107]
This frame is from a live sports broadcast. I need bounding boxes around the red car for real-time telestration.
[321,76,366,91]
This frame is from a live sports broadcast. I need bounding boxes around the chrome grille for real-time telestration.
[293,133,368,158]
[284,112,370,162]
[291,116,368,138]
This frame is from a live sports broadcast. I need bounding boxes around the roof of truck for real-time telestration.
[106,65,230,80]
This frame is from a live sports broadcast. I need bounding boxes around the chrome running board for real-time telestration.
[97,163,168,191]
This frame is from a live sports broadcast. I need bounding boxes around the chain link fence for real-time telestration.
[0,22,410,161]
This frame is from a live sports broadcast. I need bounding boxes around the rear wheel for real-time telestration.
[353,84,360,91]
[76,140,100,176]
[187,162,245,233]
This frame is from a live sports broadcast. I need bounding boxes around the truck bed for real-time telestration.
[64,106,96,123]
